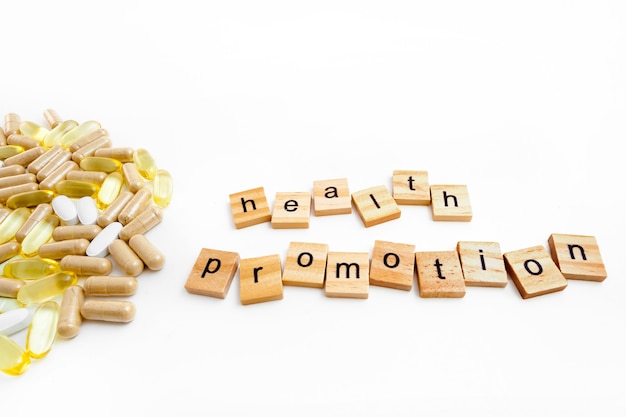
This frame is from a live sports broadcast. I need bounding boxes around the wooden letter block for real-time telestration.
[503,245,568,299]
[229,186,271,229]
[282,241,329,288]
[430,184,472,221]
[369,240,415,291]
[548,233,607,281]
[351,185,401,227]
[392,170,430,205]
[271,192,311,229]
[325,252,370,299]
[184,248,240,299]
[415,251,466,298]
[456,241,507,288]
[239,254,284,305]
[313,178,352,216]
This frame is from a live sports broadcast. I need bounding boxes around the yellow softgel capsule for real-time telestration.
[20,214,59,257]
[0,333,30,376]
[17,271,77,305]
[96,171,123,209]
[18,121,49,143]
[3,258,60,280]
[60,120,101,149]
[79,156,122,173]
[153,169,173,208]
[43,119,78,148]
[6,189,55,209]
[0,207,31,244]
[133,148,157,180]
[54,179,99,198]
[0,145,24,159]
[26,300,59,359]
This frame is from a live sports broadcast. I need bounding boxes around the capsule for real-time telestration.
[38,160,79,191]
[68,128,108,153]
[0,183,39,205]
[26,300,60,359]
[128,234,165,271]
[0,333,30,376]
[83,275,138,296]
[60,120,101,148]
[0,207,31,244]
[19,121,49,143]
[79,156,122,173]
[4,113,21,136]
[52,224,102,241]
[38,238,89,259]
[0,127,5,146]
[0,296,23,313]
[108,239,144,276]
[15,203,52,242]
[121,162,144,193]
[3,146,46,168]
[80,299,136,323]
[153,169,173,208]
[0,145,24,159]
[27,145,65,174]
[96,171,123,209]
[43,109,62,129]
[0,276,25,298]
[59,255,112,276]
[96,190,133,227]
[43,119,78,148]
[0,241,21,263]
[20,214,59,257]
[94,147,134,162]
[36,149,71,181]
[6,189,55,209]
[57,285,84,339]
[4,258,60,279]
[0,164,25,178]
[118,188,151,225]
[71,136,112,163]
[0,173,37,189]
[119,205,163,241]
[66,170,107,185]
[17,271,77,305]
[133,148,157,180]
[7,134,40,150]
[54,179,99,198]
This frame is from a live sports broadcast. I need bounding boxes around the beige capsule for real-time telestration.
[15,203,52,242]
[38,160,79,191]
[4,113,21,136]
[36,149,72,182]
[80,299,135,323]
[128,234,165,271]
[27,145,65,174]
[0,276,25,298]
[52,224,102,241]
[0,126,6,146]
[0,241,21,263]
[0,173,37,189]
[94,147,134,162]
[6,134,40,150]
[83,275,138,296]
[96,190,133,228]
[38,238,89,259]
[0,183,39,205]
[43,109,62,129]
[57,285,84,339]
[118,188,151,225]
[119,205,163,241]
[68,128,108,153]
[121,163,144,193]
[66,170,108,186]
[3,146,46,167]
[60,255,112,276]
[108,239,144,276]
[0,165,25,178]
[71,136,112,163]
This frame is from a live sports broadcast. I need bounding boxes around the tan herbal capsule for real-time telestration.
[4,113,21,136]
[118,188,151,225]
[0,276,25,298]
[0,173,37,189]
[0,165,25,178]
[6,134,40,150]
[43,109,62,129]
[38,160,79,191]
[66,170,107,185]
[57,285,84,339]
[128,234,165,271]
[60,255,112,276]
[119,205,163,241]
[0,241,21,263]
[27,145,64,174]
[80,299,135,323]
[0,126,6,146]
[68,128,108,153]
[83,275,138,296]
[94,147,134,162]
[52,224,102,241]
[3,146,46,167]
[38,238,89,259]
[96,190,133,228]
[0,183,39,205]
[36,149,71,182]
[108,239,144,276]
[71,136,112,163]
[121,163,144,193]
[15,203,52,242]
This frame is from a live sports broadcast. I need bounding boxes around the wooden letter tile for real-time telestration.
[184,248,240,299]
[548,233,607,281]
[239,254,284,305]
[313,178,352,216]
[430,184,472,221]
[229,186,272,229]
[369,240,416,291]
[415,251,466,298]
[271,192,311,229]
[456,241,507,287]
[503,245,568,299]
[325,252,370,299]
[282,241,329,288]
[351,185,401,227]
[392,170,430,205]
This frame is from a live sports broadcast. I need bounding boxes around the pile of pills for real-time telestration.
[0,110,173,376]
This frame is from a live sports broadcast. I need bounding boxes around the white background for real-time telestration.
[1,1,625,416]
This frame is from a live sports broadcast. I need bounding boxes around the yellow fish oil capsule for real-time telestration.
[0,276,26,298]
[4,113,21,136]
[0,333,31,376]
[119,205,163,241]
[96,190,133,228]
[0,183,39,205]
[43,109,62,129]
[128,234,165,271]
[0,206,31,244]
[0,241,21,263]
[0,145,24,159]
[3,146,46,167]
[38,238,89,259]
[121,162,144,193]
[60,120,101,148]
[52,224,102,241]
[79,156,122,173]
[6,189,55,209]
[4,258,60,279]
[94,147,134,162]
[36,149,71,182]
[59,255,112,276]
[80,299,136,323]
[108,239,144,276]
[17,271,77,305]
[133,148,157,180]
[96,171,123,209]
[19,121,49,143]
[16,203,52,242]
[20,214,59,257]
[66,170,107,185]
[26,300,60,359]
[57,285,84,339]
[54,179,99,198]
[43,119,78,148]
[118,188,151,225]
[83,275,138,296]
[153,169,173,208]
[7,134,41,150]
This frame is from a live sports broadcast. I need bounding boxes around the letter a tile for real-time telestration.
[351,185,401,227]
[503,245,568,299]
[229,186,272,229]
[184,248,240,299]
[548,233,607,281]
[313,178,352,216]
